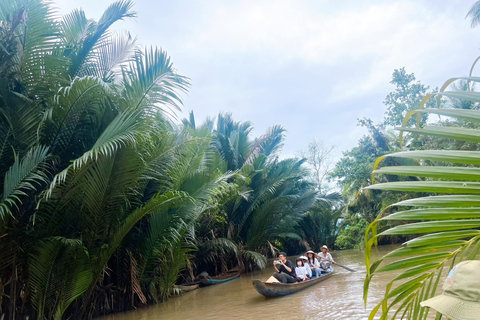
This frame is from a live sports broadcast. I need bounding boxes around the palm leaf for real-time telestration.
[87,31,137,81]
[0,145,49,220]
[84,191,191,301]
[29,238,92,320]
[467,1,480,28]
[68,0,136,77]
[364,75,480,319]
[9,0,61,92]
[45,108,145,198]
[41,76,112,156]
[237,249,267,271]
[121,47,190,115]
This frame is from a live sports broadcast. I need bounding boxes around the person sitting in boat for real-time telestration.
[318,245,336,273]
[272,252,297,283]
[305,250,321,278]
[295,258,309,282]
[299,256,312,278]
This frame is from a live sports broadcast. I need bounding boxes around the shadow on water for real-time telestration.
[100,245,437,320]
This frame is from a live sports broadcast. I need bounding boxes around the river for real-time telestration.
[101,246,437,320]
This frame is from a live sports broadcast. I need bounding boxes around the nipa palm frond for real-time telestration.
[0,145,50,220]
[29,237,92,320]
[68,0,137,77]
[467,0,480,28]
[121,47,190,115]
[45,108,146,198]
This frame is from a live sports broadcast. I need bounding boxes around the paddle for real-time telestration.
[334,262,356,272]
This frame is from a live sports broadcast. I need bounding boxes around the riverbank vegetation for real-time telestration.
[0,0,340,318]
[3,0,480,319]
[330,67,436,249]
[364,69,480,320]
[363,3,480,318]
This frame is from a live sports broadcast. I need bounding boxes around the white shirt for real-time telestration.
[318,252,334,263]
[295,266,308,279]
[308,258,320,267]
[304,263,312,277]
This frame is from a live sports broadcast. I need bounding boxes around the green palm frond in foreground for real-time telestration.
[364,72,480,319]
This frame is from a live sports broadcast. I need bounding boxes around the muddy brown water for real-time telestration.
[101,246,439,320]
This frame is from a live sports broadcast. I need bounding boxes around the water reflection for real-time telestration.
[100,246,436,320]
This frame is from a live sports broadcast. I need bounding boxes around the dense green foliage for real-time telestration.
[297,193,343,250]
[364,72,480,319]
[4,0,479,319]
[0,1,326,319]
[383,68,434,127]
[363,6,480,314]
[330,69,434,249]
[335,213,369,250]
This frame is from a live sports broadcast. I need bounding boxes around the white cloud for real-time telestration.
[174,0,477,103]
[53,0,480,156]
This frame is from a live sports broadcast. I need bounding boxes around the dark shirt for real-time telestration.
[278,260,295,277]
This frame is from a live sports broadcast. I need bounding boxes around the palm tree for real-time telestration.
[218,127,317,255]
[0,1,191,318]
[241,157,317,252]
[467,0,480,28]
[213,112,254,171]
[0,1,323,318]
[299,193,344,250]
[364,70,480,319]
[190,113,318,269]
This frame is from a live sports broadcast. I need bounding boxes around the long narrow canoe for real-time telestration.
[252,267,334,297]
[200,272,241,286]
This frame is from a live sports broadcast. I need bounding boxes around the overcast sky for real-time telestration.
[55,0,480,159]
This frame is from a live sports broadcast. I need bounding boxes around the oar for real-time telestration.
[334,262,356,272]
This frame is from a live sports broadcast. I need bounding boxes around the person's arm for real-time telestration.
[329,253,336,264]
[282,261,293,273]
[273,261,279,272]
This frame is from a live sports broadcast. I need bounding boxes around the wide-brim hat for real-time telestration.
[299,255,308,260]
[305,250,316,255]
[420,294,480,320]
[420,260,480,320]
[321,245,329,251]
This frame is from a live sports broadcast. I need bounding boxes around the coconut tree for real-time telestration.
[364,70,480,319]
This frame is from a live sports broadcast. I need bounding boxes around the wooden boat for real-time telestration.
[199,271,241,286]
[252,267,334,297]
[174,284,199,292]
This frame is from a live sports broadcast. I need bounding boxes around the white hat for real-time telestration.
[420,260,480,320]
